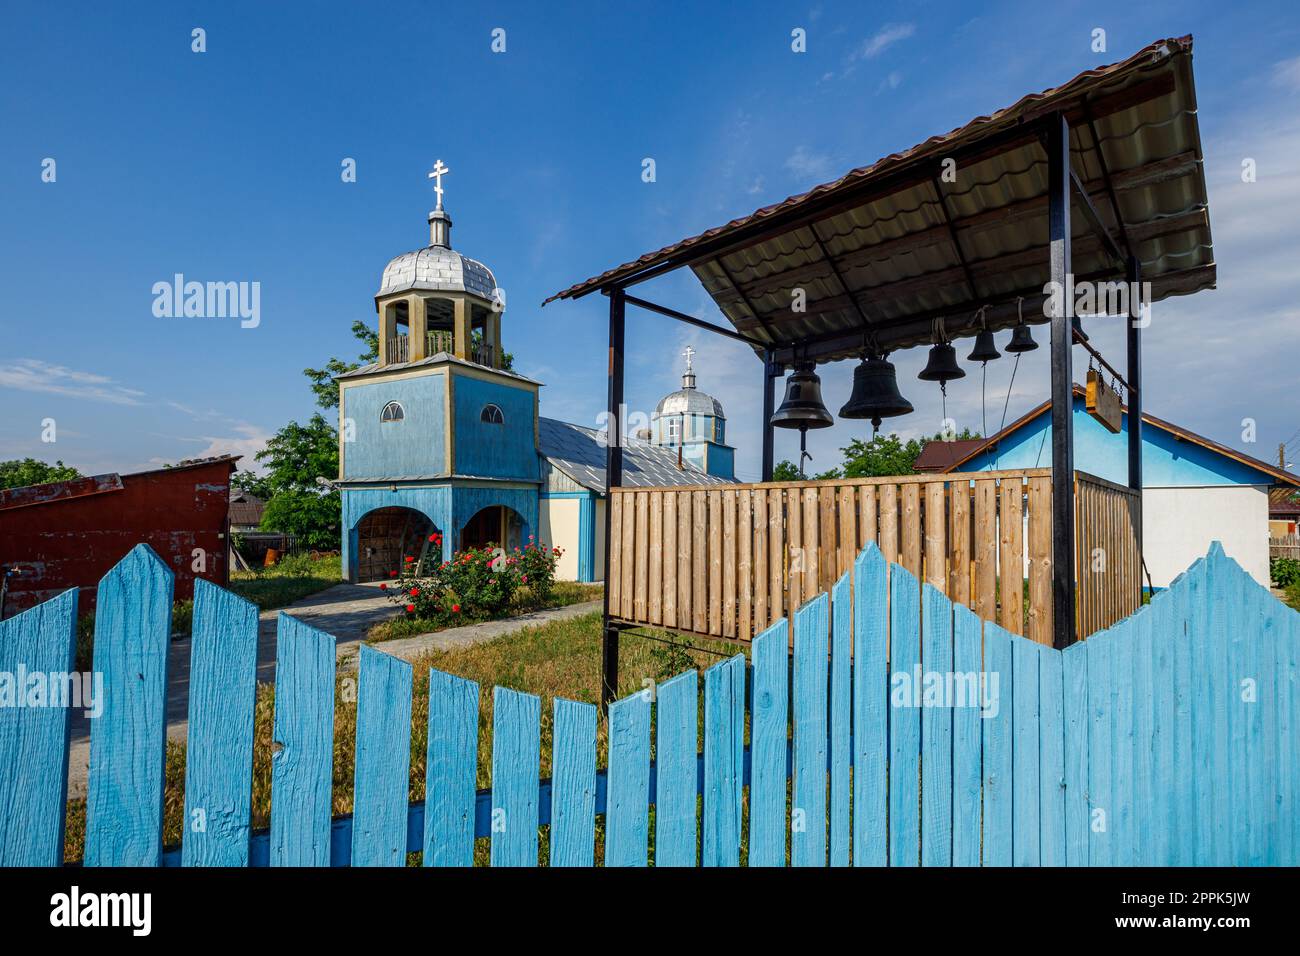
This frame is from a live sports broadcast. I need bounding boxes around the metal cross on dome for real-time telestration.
[682,345,695,372]
[428,160,450,210]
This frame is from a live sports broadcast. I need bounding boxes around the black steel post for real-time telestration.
[761,349,777,482]
[1127,255,1144,554]
[601,288,626,707]
[1048,114,1077,649]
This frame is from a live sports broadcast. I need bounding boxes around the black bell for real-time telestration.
[771,363,833,430]
[1006,322,1038,353]
[967,329,1001,364]
[918,342,965,384]
[839,355,913,428]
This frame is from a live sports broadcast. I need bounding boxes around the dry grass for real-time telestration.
[62,609,738,865]
[229,554,343,611]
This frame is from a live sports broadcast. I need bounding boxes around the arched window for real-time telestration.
[480,403,504,425]
[380,401,404,423]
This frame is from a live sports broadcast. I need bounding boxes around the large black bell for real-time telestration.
[1005,322,1039,353]
[967,329,1001,363]
[918,342,965,383]
[839,356,913,427]
[771,363,834,430]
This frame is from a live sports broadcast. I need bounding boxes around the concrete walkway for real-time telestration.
[65,586,603,797]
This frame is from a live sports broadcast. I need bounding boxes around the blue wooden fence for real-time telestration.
[1,539,1296,866]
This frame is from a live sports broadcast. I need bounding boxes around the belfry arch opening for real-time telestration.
[355,506,437,582]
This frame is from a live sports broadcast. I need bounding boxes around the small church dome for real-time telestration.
[378,244,497,300]
[651,346,725,421]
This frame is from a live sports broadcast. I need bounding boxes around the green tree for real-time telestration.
[303,320,378,409]
[771,459,801,482]
[254,414,340,549]
[0,458,80,490]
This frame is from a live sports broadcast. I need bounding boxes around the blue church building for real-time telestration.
[337,171,734,583]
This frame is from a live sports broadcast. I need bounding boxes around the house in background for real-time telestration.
[1271,494,1300,538]
[0,456,237,616]
[228,491,265,534]
[937,386,1299,588]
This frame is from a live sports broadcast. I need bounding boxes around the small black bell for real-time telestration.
[1005,322,1038,353]
[918,342,965,383]
[771,363,834,430]
[967,329,1001,363]
[839,355,913,428]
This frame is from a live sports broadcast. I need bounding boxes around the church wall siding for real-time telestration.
[451,373,538,481]
[341,373,448,480]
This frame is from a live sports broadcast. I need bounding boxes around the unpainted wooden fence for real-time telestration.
[0,539,1295,866]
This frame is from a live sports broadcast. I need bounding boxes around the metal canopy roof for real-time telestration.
[546,36,1214,366]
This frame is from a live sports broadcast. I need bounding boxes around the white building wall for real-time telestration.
[1142,485,1270,588]
[539,497,582,581]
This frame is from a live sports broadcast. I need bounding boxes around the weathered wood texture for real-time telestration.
[1075,471,1143,640]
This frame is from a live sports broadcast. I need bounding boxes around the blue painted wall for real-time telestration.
[965,397,1275,487]
[342,374,447,480]
[452,373,538,481]
[450,484,538,550]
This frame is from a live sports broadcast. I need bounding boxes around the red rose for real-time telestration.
[428,534,437,543]
[405,604,416,613]
[452,604,461,613]
[380,583,388,590]
[409,587,420,597]
[389,570,398,578]
[404,556,414,563]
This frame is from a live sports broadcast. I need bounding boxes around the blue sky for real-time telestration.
[1,0,1298,482]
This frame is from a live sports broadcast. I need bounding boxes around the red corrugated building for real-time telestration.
[0,456,237,616]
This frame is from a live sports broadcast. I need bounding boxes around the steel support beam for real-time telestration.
[1048,114,1077,650]
[762,349,779,482]
[1127,255,1144,554]
[621,293,768,348]
[601,289,626,707]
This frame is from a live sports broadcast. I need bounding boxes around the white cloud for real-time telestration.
[1272,56,1300,91]
[858,23,915,60]
[0,359,147,405]
[785,145,835,181]
[877,70,903,93]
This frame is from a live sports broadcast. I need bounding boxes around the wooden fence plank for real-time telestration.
[769,489,785,627]
[802,487,820,604]
[952,604,983,867]
[648,492,663,627]
[490,687,541,867]
[709,490,723,636]
[85,545,173,867]
[1112,617,1135,867]
[830,572,851,867]
[663,493,678,630]
[634,492,649,623]
[951,481,971,607]
[1202,552,1230,864]
[838,485,856,578]
[0,588,77,866]
[853,544,888,866]
[609,493,623,614]
[819,486,836,600]
[605,691,651,867]
[693,491,708,634]
[924,482,946,592]
[921,583,953,867]
[1150,590,1175,865]
[793,591,829,867]
[787,488,802,617]
[1086,630,1114,866]
[1131,606,1154,864]
[678,491,693,632]
[654,670,698,867]
[1012,636,1040,866]
[999,480,1024,635]
[889,564,921,866]
[723,490,737,639]
[1039,643,1066,866]
[982,623,1014,866]
[753,491,768,629]
[351,645,413,867]
[182,580,259,867]
[1027,476,1053,644]
[859,484,877,549]
[749,620,789,867]
[424,669,479,867]
[703,655,743,866]
[268,614,336,867]
[973,479,998,624]
[622,492,636,620]
[738,490,753,641]
[1063,641,1090,866]
[901,483,921,581]
[549,697,596,867]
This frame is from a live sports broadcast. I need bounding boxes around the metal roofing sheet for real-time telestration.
[538,417,734,493]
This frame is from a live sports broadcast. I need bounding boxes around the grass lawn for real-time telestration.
[62,608,738,865]
[228,553,343,611]
[365,580,603,643]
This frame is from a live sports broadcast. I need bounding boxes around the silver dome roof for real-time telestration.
[653,388,724,419]
[378,245,497,300]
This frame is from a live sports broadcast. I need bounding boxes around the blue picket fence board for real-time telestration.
[1038,642,1066,866]
[1202,549,1231,865]
[181,579,259,867]
[747,621,787,867]
[654,669,698,867]
[1166,557,1199,865]
[829,572,851,867]
[1284,604,1300,865]
[605,690,651,866]
[1011,636,1040,866]
[1246,575,1271,865]
[952,604,983,867]
[1128,606,1153,864]
[268,614,336,867]
[730,650,744,842]
[852,544,888,866]
[424,669,479,867]
[351,645,413,867]
[490,687,541,867]
[703,655,743,866]
[548,697,595,867]
[1148,588,1175,865]
[0,588,77,866]
[1061,639,1089,866]
[981,623,1013,866]
[792,592,829,867]
[1113,614,1136,867]
[920,583,953,867]
[888,564,921,867]
[1086,628,1114,866]
[84,544,174,867]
